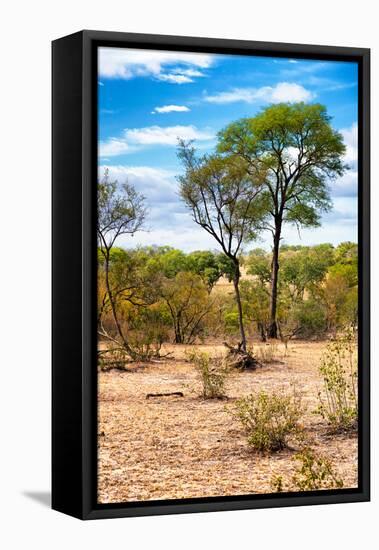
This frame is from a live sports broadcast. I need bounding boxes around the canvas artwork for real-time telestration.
[96,47,359,504]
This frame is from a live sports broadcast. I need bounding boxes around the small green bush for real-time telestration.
[316,332,358,432]
[234,386,304,452]
[292,448,344,491]
[270,448,344,493]
[270,475,284,493]
[187,350,228,399]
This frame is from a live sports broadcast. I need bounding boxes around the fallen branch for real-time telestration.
[146,391,184,399]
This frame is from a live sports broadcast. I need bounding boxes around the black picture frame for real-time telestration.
[52,30,370,520]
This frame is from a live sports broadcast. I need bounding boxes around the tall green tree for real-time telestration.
[218,102,347,338]
[178,141,266,352]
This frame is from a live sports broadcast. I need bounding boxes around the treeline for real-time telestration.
[239,242,357,342]
[97,242,357,358]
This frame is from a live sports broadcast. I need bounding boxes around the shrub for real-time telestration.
[259,342,279,364]
[316,332,358,432]
[270,475,284,493]
[98,347,129,371]
[292,448,344,491]
[294,299,327,338]
[234,386,304,452]
[187,350,228,399]
[270,448,344,492]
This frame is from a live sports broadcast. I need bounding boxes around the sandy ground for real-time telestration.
[97,341,358,503]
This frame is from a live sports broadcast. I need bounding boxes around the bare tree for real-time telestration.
[178,141,266,354]
[97,169,146,360]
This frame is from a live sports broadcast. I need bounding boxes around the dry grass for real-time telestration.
[98,341,358,503]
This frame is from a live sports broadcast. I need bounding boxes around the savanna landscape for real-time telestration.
[97,48,359,503]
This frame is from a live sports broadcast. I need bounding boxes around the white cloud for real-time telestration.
[341,122,358,168]
[152,104,190,114]
[330,170,358,198]
[125,125,213,145]
[98,138,132,157]
[205,82,314,104]
[99,47,213,83]
[99,165,177,203]
[157,73,193,84]
[327,122,358,199]
[99,125,213,156]
[180,68,206,77]
[117,226,218,252]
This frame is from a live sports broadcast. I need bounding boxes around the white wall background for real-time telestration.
[0,1,376,548]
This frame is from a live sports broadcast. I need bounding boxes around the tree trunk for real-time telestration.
[232,261,247,352]
[268,224,281,339]
[103,251,137,360]
[258,322,267,342]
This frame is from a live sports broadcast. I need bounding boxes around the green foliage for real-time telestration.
[290,299,327,338]
[127,304,170,359]
[218,102,346,231]
[187,250,235,291]
[321,268,358,335]
[316,333,358,432]
[161,272,214,344]
[217,103,347,338]
[240,279,270,338]
[177,142,268,262]
[187,350,229,399]
[270,475,284,493]
[279,244,335,300]
[246,248,271,284]
[243,243,357,341]
[223,311,240,333]
[178,140,268,352]
[98,241,358,350]
[292,448,344,491]
[234,386,304,452]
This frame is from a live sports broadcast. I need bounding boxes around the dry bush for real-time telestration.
[234,386,304,452]
[187,349,229,399]
[316,332,358,432]
[258,342,279,364]
[98,348,129,371]
[292,448,344,491]
[270,448,344,492]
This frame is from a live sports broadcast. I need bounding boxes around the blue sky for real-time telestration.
[98,47,358,252]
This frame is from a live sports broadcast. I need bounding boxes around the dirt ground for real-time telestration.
[97,341,358,503]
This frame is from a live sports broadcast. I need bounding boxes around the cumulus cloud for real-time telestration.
[157,73,193,84]
[99,138,132,157]
[327,122,358,200]
[99,164,177,204]
[99,125,213,156]
[341,122,358,169]
[204,82,314,104]
[99,47,213,83]
[125,125,213,145]
[330,171,358,198]
[152,104,190,114]
[97,164,216,251]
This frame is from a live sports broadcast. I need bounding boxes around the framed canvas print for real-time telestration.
[52,30,370,519]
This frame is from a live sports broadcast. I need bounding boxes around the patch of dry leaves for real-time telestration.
[98,341,358,503]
